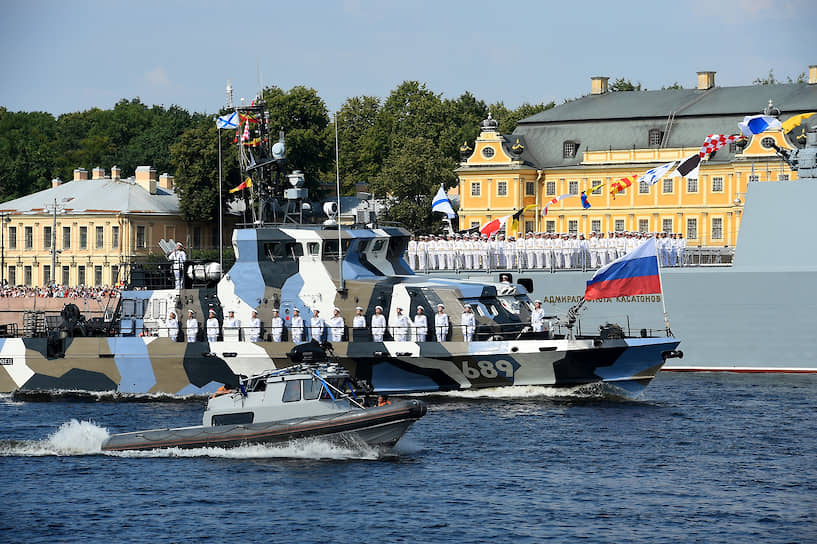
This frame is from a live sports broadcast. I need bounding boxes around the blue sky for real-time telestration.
[2,0,814,116]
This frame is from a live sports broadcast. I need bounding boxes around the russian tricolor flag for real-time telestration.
[585,238,661,300]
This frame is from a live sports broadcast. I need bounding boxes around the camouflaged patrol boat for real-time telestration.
[0,99,681,399]
[102,360,426,452]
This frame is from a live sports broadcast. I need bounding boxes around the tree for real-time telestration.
[662,82,684,90]
[491,101,555,133]
[262,85,333,188]
[170,121,240,223]
[335,95,381,194]
[370,136,456,233]
[754,68,807,85]
[609,78,643,92]
[0,108,58,201]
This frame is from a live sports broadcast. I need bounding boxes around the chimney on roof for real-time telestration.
[697,71,716,90]
[809,65,817,85]
[73,168,88,181]
[591,76,609,95]
[111,165,121,180]
[92,166,105,180]
[159,173,174,190]
[52,178,62,188]
[135,166,157,195]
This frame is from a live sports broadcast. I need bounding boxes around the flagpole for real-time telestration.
[335,111,345,292]
[217,121,224,277]
[654,236,672,336]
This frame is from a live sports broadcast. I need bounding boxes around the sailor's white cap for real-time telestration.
[375,305,383,310]
[355,306,363,311]
[333,307,340,312]
[176,241,183,247]
[437,303,445,308]
[188,309,194,314]
[417,305,423,310]
[209,308,215,314]
[463,303,471,308]
[535,299,542,304]
[272,308,279,312]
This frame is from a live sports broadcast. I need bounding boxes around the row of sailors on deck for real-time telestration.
[162,303,532,344]
[406,231,686,270]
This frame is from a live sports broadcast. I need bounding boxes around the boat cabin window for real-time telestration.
[372,239,385,252]
[465,299,500,318]
[155,299,167,319]
[323,240,351,260]
[357,240,369,253]
[303,378,321,400]
[120,298,145,318]
[212,412,254,426]
[387,237,408,259]
[264,242,303,262]
[282,380,301,402]
[307,242,320,256]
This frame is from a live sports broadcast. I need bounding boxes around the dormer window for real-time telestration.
[563,141,578,159]
[481,146,495,159]
[648,129,663,146]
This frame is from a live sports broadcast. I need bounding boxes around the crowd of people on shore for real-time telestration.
[0,284,120,299]
[406,230,687,271]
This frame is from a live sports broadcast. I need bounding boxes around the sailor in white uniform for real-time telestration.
[460,304,476,342]
[167,242,186,290]
[353,306,366,329]
[247,309,261,342]
[270,309,284,342]
[327,307,345,342]
[167,311,179,341]
[435,303,450,342]
[371,305,387,342]
[310,309,325,342]
[223,309,240,341]
[390,307,410,342]
[290,308,304,343]
[185,309,198,343]
[531,300,546,333]
[407,235,417,270]
[205,308,220,342]
[414,306,428,342]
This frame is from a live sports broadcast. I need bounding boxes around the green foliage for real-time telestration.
[754,69,807,85]
[0,108,58,200]
[262,85,333,188]
[490,100,555,133]
[609,78,643,92]
[336,95,381,194]
[662,82,684,90]
[170,121,240,223]
[370,136,456,233]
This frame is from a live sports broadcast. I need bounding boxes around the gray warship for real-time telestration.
[424,124,817,373]
[0,99,681,398]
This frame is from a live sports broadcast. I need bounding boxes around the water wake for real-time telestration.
[424,382,616,400]
[0,419,383,460]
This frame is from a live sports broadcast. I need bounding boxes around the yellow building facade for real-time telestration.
[457,70,815,247]
[1,166,222,288]
[458,127,797,247]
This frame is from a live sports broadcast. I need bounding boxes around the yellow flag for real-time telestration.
[781,112,816,133]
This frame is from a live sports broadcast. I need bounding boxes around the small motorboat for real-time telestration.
[101,363,426,452]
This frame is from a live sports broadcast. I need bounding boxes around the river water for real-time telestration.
[1,372,815,543]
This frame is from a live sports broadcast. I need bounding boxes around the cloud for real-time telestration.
[145,66,171,87]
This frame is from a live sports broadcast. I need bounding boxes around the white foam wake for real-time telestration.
[426,383,603,399]
[0,419,110,456]
[0,419,383,460]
